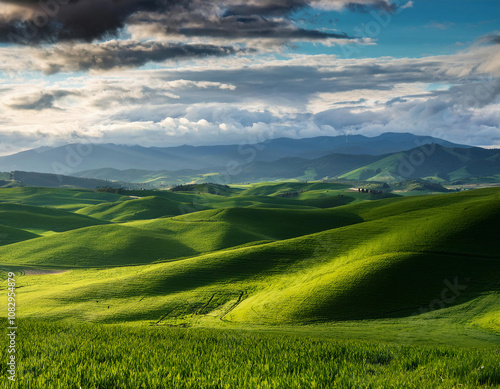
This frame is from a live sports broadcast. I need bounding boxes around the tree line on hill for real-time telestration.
[357,188,384,195]
[170,183,231,195]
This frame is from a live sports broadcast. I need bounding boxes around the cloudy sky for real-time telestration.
[0,0,499,155]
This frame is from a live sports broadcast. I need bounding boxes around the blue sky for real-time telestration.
[0,0,499,154]
[294,0,500,58]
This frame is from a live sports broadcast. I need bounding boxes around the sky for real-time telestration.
[0,0,499,155]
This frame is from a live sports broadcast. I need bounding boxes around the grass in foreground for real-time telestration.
[2,320,499,389]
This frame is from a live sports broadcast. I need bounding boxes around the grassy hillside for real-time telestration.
[0,184,499,388]
[229,189,500,324]
[239,182,349,196]
[0,224,39,245]
[235,181,397,207]
[76,196,189,222]
[121,183,390,213]
[0,223,202,267]
[0,202,107,234]
[0,206,363,267]
[0,187,127,210]
[132,206,364,242]
[0,187,496,336]
[169,183,239,195]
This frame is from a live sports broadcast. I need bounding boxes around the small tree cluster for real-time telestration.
[358,188,383,195]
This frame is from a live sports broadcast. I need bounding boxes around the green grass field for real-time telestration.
[1,320,499,389]
[0,183,499,387]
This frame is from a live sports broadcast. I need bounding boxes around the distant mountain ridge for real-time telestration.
[71,144,500,187]
[0,133,467,174]
[224,144,500,183]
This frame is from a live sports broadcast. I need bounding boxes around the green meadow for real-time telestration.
[0,183,499,388]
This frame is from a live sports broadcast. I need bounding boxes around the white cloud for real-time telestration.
[0,41,499,153]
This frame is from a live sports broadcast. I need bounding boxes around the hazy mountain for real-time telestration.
[231,153,382,182]
[72,153,384,185]
[0,133,467,174]
[223,145,500,183]
[70,144,500,187]
[293,132,467,159]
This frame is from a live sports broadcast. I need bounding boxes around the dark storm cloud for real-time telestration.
[0,0,161,43]
[0,0,394,44]
[37,41,243,73]
[222,0,307,17]
[177,16,351,39]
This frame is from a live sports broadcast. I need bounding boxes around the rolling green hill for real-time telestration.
[0,187,496,337]
[170,183,241,196]
[0,202,107,234]
[239,181,349,196]
[0,187,127,209]
[76,196,189,222]
[0,205,364,267]
[120,183,393,214]
[0,184,499,388]
[0,224,40,246]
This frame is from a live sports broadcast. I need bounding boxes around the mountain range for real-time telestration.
[71,144,499,187]
[0,132,466,174]
[1,132,499,187]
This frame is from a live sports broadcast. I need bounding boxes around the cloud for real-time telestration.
[0,0,403,74]
[6,90,75,110]
[1,0,499,155]
[9,93,56,110]
[0,42,499,152]
[0,0,397,44]
[424,22,456,30]
[400,1,413,9]
[386,97,407,106]
[176,17,351,40]
[0,0,161,43]
[34,41,244,73]
[483,33,500,45]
